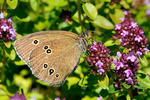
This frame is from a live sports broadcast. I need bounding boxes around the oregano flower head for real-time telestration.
[87,41,113,75]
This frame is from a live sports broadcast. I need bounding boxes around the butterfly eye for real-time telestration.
[56,74,59,77]
[44,46,48,49]
[49,69,54,75]
[43,64,48,68]
[46,49,51,54]
[33,39,39,44]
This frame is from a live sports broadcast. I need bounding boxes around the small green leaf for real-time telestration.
[10,49,16,60]
[109,9,124,24]
[30,0,39,11]
[126,94,131,100]
[82,3,97,20]
[72,11,83,23]
[14,75,32,94]
[93,15,114,29]
[108,84,116,93]
[98,74,109,89]
[67,77,80,89]
[75,65,84,78]
[4,42,11,48]
[14,60,25,66]
[78,76,88,87]
[137,71,150,88]
[122,82,131,89]
[104,40,114,46]
[81,96,98,100]
[140,56,148,67]
[7,0,18,9]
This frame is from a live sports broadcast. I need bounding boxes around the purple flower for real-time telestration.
[120,17,125,22]
[135,35,142,42]
[10,93,26,100]
[114,11,148,57]
[127,55,136,62]
[55,98,61,100]
[95,60,103,68]
[146,9,150,15]
[8,18,12,23]
[144,0,150,5]
[144,48,149,54]
[124,69,133,77]
[97,68,105,75]
[0,12,4,19]
[114,84,118,88]
[114,52,139,87]
[87,41,113,75]
[123,10,128,15]
[1,24,9,31]
[115,61,124,70]
[115,24,121,30]
[131,22,137,28]
[121,30,128,37]
[136,51,143,57]
[0,12,16,41]
[97,96,103,100]
[125,77,134,84]
[117,52,122,58]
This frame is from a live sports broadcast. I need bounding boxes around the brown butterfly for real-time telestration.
[14,31,87,86]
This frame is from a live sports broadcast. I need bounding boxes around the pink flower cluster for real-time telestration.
[114,52,139,87]
[87,41,113,75]
[0,12,16,41]
[114,11,149,57]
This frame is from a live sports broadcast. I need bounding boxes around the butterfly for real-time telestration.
[14,31,87,86]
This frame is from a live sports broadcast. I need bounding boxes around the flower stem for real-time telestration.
[0,42,6,82]
[1,0,7,12]
[128,88,133,99]
[77,0,83,32]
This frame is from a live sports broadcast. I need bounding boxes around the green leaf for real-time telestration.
[81,96,98,100]
[137,71,150,88]
[75,65,84,78]
[36,80,49,86]
[104,40,114,46]
[15,16,31,22]
[93,15,114,29]
[72,11,84,23]
[4,42,11,48]
[7,0,18,9]
[126,94,131,100]
[34,21,49,31]
[30,0,39,11]
[10,49,16,60]
[98,74,109,89]
[78,76,88,87]
[109,9,124,24]
[122,82,131,89]
[67,77,80,89]
[82,3,97,20]
[108,84,116,93]
[14,60,25,66]
[14,75,32,94]
[140,56,148,67]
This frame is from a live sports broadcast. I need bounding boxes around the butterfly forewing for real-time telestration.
[14,31,79,64]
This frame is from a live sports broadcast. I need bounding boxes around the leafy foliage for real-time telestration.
[0,0,150,100]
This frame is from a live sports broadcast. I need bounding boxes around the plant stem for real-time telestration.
[128,88,133,100]
[1,0,7,12]
[77,0,83,32]
[0,42,6,82]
